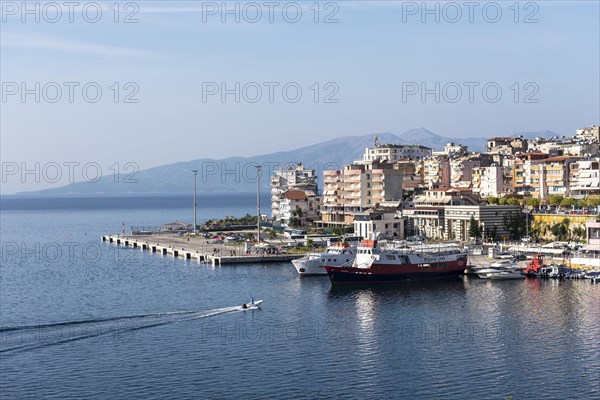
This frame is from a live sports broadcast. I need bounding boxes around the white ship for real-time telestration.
[292,244,357,276]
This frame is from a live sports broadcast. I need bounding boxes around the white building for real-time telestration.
[353,210,404,240]
[473,164,506,197]
[271,163,317,220]
[279,190,320,227]
[576,125,600,143]
[362,143,432,163]
[570,158,600,197]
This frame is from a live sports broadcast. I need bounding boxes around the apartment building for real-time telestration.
[271,163,318,220]
[472,164,506,197]
[362,143,432,162]
[570,158,600,197]
[422,155,451,189]
[576,125,600,143]
[512,151,549,196]
[278,189,321,227]
[320,162,404,226]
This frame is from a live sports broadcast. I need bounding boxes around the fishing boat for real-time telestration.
[324,238,468,285]
[292,243,356,276]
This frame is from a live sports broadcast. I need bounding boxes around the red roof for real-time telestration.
[283,190,307,201]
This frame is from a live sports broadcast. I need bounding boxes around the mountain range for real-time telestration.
[22,128,559,195]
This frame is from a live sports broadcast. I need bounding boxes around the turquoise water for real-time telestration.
[1,195,598,399]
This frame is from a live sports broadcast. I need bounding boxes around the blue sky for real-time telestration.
[1,1,599,193]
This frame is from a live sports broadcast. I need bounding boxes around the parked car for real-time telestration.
[521,236,532,242]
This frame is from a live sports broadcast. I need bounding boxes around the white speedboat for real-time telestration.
[292,244,356,276]
[241,300,263,310]
[476,268,503,279]
[487,269,525,280]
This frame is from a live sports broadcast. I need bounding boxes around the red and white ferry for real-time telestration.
[324,239,468,285]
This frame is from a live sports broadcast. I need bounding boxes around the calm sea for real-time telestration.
[1,194,598,399]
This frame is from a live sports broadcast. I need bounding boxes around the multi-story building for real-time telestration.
[422,155,450,189]
[531,156,580,199]
[412,188,480,207]
[403,204,519,241]
[450,158,480,188]
[353,208,404,240]
[443,142,468,156]
[532,139,599,157]
[487,137,528,155]
[512,151,549,196]
[576,125,600,143]
[570,158,600,197]
[362,143,432,162]
[472,164,506,197]
[320,162,404,226]
[271,163,317,220]
[278,190,320,227]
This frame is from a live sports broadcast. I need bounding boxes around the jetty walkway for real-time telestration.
[101,235,303,266]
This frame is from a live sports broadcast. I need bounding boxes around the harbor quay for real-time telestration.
[101,234,302,266]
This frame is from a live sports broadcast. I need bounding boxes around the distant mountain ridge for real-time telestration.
[21,128,558,195]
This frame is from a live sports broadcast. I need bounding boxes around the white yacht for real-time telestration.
[292,244,356,276]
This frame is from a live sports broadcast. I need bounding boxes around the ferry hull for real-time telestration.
[325,260,467,285]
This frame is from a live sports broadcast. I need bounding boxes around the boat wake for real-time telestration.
[0,306,244,356]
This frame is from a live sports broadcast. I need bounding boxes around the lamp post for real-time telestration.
[255,165,262,243]
[192,170,198,236]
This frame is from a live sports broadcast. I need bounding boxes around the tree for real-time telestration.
[525,197,540,209]
[560,197,577,209]
[548,195,563,208]
[550,222,568,241]
[587,195,600,208]
[507,197,520,206]
[487,196,499,205]
[468,216,481,240]
[306,238,314,248]
[498,197,509,205]
[268,229,277,240]
[572,226,585,241]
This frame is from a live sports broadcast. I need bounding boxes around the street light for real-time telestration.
[255,165,262,243]
[192,170,198,236]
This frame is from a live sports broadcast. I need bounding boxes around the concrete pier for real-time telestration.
[101,234,303,265]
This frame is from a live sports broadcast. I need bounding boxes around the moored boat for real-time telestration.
[324,239,468,285]
[486,269,525,280]
[292,243,356,275]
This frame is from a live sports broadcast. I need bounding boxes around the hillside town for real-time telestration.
[270,125,600,246]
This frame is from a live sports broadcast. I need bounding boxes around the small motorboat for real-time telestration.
[476,268,503,279]
[487,269,525,280]
[241,300,263,310]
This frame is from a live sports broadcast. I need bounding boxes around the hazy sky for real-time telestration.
[1,1,599,194]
